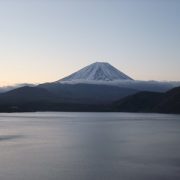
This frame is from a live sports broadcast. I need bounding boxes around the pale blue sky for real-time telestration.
[0,0,180,85]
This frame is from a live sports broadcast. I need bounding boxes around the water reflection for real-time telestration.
[0,135,23,141]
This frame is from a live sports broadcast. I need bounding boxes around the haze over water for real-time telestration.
[0,112,180,180]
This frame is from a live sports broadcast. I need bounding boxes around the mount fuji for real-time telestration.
[0,61,180,112]
[59,62,133,82]
[37,62,136,104]
[38,61,179,104]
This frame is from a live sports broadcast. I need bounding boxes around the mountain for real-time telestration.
[0,85,137,112]
[0,86,57,105]
[113,91,165,112]
[0,85,179,113]
[154,86,180,114]
[0,61,179,113]
[0,62,137,112]
[38,62,179,105]
[39,83,138,104]
[55,62,179,92]
[0,83,35,93]
[37,62,136,104]
[113,86,180,114]
[0,86,66,112]
[58,62,133,82]
[0,86,110,112]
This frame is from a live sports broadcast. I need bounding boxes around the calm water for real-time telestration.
[0,112,180,180]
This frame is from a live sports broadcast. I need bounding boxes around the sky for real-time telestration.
[0,0,180,85]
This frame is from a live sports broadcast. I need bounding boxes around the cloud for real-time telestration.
[59,80,180,92]
[1,80,180,93]
[0,83,35,93]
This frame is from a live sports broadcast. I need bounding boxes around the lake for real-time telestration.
[0,112,180,180]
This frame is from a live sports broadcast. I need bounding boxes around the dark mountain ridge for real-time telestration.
[113,87,180,114]
[0,85,179,114]
[0,62,179,113]
[0,84,137,112]
[38,83,138,104]
[153,86,180,114]
[0,86,59,105]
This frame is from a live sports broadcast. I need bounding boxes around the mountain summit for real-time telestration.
[59,62,133,82]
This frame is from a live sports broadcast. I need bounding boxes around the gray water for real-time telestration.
[0,112,180,180]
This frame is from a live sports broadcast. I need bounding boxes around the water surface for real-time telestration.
[0,112,180,180]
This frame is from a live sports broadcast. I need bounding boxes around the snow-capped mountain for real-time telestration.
[58,62,133,82]
[37,62,180,105]
[1,61,180,112]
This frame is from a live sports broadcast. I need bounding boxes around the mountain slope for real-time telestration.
[37,62,136,104]
[113,86,180,114]
[0,86,110,112]
[0,86,58,105]
[154,87,180,113]
[113,91,164,112]
[0,85,179,113]
[59,62,133,82]
[39,62,177,105]
[39,83,138,104]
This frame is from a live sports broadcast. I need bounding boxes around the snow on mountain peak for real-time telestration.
[58,62,133,82]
